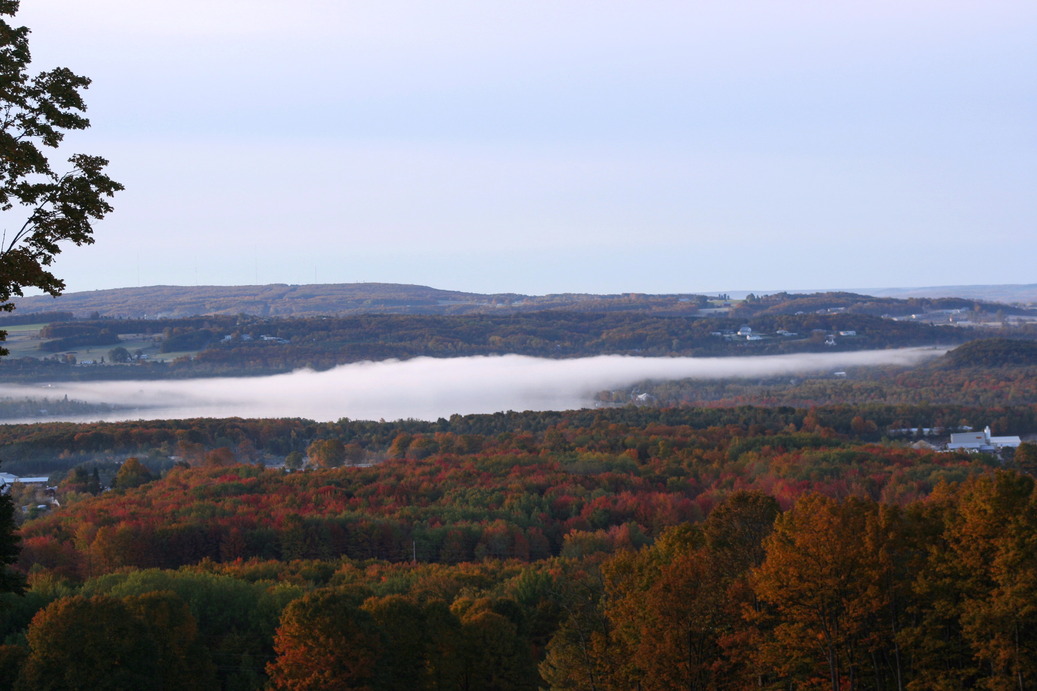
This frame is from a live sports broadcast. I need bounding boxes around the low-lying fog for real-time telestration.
[0,348,943,424]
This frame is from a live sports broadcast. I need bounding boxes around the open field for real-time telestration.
[1,325,196,363]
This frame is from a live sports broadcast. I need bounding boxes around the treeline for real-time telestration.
[0,397,116,422]
[36,327,119,353]
[163,311,976,361]
[625,340,1037,409]
[0,311,74,327]
[635,363,1037,409]
[2,403,1036,477]
[730,291,1033,318]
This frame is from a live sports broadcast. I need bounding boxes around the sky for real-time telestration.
[0,348,942,423]
[11,1,1037,297]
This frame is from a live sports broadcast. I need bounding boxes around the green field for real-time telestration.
[1,325,195,363]
[1,323,51,358]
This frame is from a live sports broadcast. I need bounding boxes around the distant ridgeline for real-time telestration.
[9,283,713,319]
[9,283,1036,319]
[728,291,1033,318]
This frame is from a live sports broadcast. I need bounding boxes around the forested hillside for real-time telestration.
[0,310,993,384]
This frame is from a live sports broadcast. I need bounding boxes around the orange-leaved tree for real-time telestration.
[266,588,385,690]
[750,493,895,690]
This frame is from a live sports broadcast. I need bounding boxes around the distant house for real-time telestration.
[947,426,1022,452]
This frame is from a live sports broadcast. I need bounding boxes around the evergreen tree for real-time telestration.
[0,472,26,597]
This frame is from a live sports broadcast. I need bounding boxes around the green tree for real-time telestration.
[112,457,154,490]
[107,345,130,363]
[16,595,157,690]
[284,450,304,471]
[123,591,219,690]
[0,643,27,690]
[539,589,614,691]
[361,595,432,689]
[306,438,345,469]
[702,489,780,582]
[0,1,122,353]
[451,597,541,690]
[82,568,283,690]
[1015,441,1037,475]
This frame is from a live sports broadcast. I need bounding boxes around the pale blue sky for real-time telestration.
[13,1,1037,296]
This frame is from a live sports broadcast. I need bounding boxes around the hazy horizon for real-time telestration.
[12,279,1037,306]
[12,1,1035,296]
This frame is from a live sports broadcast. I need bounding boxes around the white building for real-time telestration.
[0,472,50,494]
[947,426,1022,452]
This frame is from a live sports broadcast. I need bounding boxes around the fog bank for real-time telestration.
[0,348,943,423]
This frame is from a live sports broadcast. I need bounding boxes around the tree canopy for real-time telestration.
[0,0,122,353]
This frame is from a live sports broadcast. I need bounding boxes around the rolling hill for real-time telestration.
[10,282,1037,320]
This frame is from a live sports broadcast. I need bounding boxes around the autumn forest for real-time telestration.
[0,389,1035,689]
